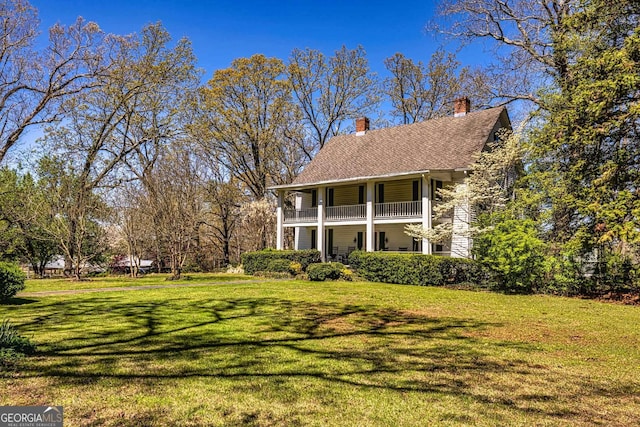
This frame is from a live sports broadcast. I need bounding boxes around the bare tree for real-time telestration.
[111,183,150,277]
[288,45,380,159]
[145,144,205,279]
[41,23,198,279]
[384,49,489,124]
[0,0,108,164]
[198,54,305,201]
[430,0,574,108]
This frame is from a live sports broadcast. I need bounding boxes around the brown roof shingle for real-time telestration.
[285,106,509,187]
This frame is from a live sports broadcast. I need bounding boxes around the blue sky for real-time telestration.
[30,0,480,81]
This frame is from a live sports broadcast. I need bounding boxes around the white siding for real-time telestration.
[379,180,418,203]
[295,227,313,250]
[450,182,471,258]
[333,185,360,206]
[299,191,313,209]
[325,225,364,256]
[373,223,416,251]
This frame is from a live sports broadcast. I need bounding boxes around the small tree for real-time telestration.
[405,128,524,253]
[473,219,547,293]
[240,199,277,251]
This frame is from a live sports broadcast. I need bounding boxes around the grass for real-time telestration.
[21,273,253,293]
[1,275,639,426]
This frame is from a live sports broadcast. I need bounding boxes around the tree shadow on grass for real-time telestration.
[1,297,38,306]
[8,295,640,426]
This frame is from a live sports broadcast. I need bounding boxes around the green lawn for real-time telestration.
[21,273,253,293]
[2,276,639,426]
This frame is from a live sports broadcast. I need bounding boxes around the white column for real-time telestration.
[366,181,375,252]
[422,176,432,254]
[276,190,284,250]
[317,187,325,261]
[294,193,302,250]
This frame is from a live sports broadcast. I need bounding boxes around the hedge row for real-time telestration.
[347,251,488,286]
[241,249,321,275]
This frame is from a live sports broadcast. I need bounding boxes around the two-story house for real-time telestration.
[271,98,511,261]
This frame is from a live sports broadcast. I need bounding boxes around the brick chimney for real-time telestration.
[454,97,471,117]
[356,117,370,136]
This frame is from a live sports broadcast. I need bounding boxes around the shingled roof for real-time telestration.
[278,106,509,188]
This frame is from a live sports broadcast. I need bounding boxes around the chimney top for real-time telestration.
[356,117,370,136]
[454,97,471,117]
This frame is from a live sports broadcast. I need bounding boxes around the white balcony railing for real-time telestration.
[326,204,366,221]
[284,207,318,223]
[375,201,422,218]
[284,201,423,224]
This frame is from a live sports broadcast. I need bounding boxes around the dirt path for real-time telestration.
[17,279,271,297]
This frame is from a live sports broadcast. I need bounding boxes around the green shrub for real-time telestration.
[348,251,487,287]
[339,267,355,281]
[0,262,26,302]
[288,262,303,276]
[348,252,442,286]
[266,259,292,273]
[439,257,491,286]
[253,271,292,279]
[348,250,364,271]
[0,320,36,357]
[241,249,321,275]
[599,252,639,294]
[474,219,547,293]
[307,262,345,281]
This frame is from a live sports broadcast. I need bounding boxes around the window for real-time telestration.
[327,188,334,207]
[311,189,317,207]
[311,229,317,249]
[412,180,420,201]
[377,183,384,203]
[358,185,365,204]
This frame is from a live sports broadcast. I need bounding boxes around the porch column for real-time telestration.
[276,190,284,250]
[317,186,326,261]
[294,192,302,250]
[422,175,432,254]
[366,181,374,252]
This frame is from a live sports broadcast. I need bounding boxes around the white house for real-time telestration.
[271,98,511,261]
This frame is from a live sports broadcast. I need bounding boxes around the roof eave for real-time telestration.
[269,168,472,191]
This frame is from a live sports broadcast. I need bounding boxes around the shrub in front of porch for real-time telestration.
[348,251,486,287]
[307,262,351,281]
[241,249,321,275]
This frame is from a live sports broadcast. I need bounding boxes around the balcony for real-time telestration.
[284,207,318,223]
[284,201,422,224]
[326,204,366,221]
[375,201,422,219]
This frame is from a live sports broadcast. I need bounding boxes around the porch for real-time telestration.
[294,223,452,262]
